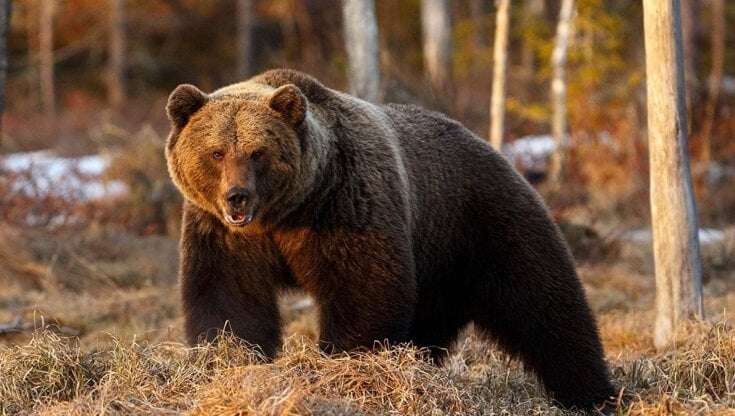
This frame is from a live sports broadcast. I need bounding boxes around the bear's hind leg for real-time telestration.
[411,292,471,364]
[471,266,614,409]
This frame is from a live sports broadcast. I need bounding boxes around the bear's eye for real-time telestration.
[212,151,224,161]
[251,150,265,161]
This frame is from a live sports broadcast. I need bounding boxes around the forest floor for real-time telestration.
[0,224,734,415]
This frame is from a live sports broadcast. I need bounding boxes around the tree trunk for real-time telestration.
[421,0,452,91]
[39,0,55,119]
[548,0,574,186]
[341,0,380,102]
[489,0,510,150]
[236,0,253,78]
[0,0,10,140]
[642,0,704,350]
[700,0,724,163]
[108,0,126,111]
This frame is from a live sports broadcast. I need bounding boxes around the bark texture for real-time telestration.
[489,0,510,149]
[642,0,704,350]
[548,0,574,186]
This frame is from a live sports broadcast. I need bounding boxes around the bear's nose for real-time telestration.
[226,187,250,209]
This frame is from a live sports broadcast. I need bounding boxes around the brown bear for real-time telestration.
[165,69,613,409]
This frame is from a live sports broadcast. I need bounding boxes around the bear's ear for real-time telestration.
[166,84,208,128]
[267,84,307,125]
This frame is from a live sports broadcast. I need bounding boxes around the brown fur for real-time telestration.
[165,69,614,409]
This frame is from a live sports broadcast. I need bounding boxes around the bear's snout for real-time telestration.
[226,187,250,211]
[223,187,255,226]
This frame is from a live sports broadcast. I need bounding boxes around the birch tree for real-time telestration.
[421,0,451,91]
[342,0,380,102]
[40,0,55,119]
[489,0,510,150]
[236,0,253,78]
[642,0,704,350]
[0,0,10,139]
[548,0,574,186]
[108,0,126,111]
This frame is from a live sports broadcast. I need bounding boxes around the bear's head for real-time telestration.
[165,82,314,231]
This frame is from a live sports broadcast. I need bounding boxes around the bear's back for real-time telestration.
[381,102,517,206]
[247,69,334,104]
[380,103,544,275]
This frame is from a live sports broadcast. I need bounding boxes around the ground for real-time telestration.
[0,224,733,415]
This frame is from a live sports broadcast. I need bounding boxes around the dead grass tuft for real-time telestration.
[2,320,733,415]
[194,338,475,415]
[1,226,734,414]
[1,331,263,415]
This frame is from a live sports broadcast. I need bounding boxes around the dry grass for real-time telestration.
[1,225,734,415]
[1,321,734,415]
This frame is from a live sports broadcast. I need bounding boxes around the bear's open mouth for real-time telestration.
[223,206,255,226]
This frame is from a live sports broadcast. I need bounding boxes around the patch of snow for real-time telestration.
[1,150,127,200]
[503,135,556,172]
[622,228,725,246]
[700,228,726,244]
[503,132,619,173]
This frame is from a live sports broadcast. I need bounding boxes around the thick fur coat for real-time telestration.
[165,69,614,409]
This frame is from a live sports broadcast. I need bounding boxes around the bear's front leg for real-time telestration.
[179,204,290,357]
[310,231,417,352]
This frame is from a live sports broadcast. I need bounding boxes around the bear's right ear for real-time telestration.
[166,84,208,128]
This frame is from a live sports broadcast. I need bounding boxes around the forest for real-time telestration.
[0,0,734,414]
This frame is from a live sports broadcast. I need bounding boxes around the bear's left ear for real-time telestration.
[268,84,307,125]
[166,84,209,128]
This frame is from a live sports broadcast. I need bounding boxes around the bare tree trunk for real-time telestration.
[548,0,574,186]
[236,0,253,78]
[341,0,380,102]
[0,0,10,140]
[421,0,452,91]
[700,0,724,163]
[642,0,704,350]
[39,0,55,119]
[489,0,510,149]
[108,0,126,111]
